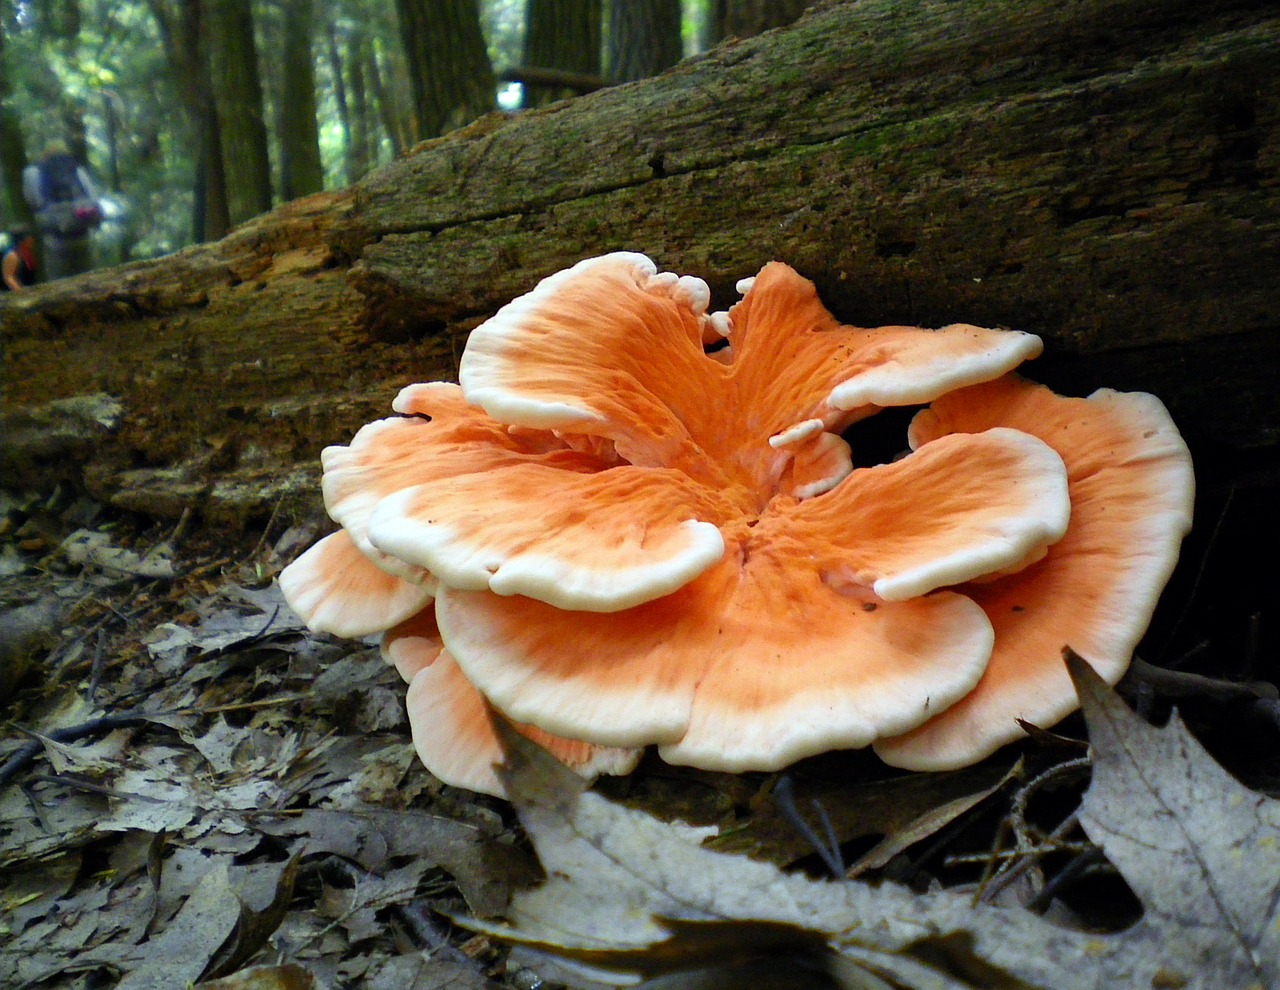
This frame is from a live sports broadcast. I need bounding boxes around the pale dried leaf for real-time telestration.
[114,860,242,990]
[251,805,532,916]
[29,726,130,775]
[1068,651,1280,989]
[61,528,176,579]
[0,781,106,866]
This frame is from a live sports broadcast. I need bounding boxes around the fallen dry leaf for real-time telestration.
[464,657,1280,990]
[1068,648,1280,989]
[113,859,244,990]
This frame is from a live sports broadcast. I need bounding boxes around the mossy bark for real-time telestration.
[2,0,1276,524]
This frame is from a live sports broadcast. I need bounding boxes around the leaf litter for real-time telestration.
[1,480,1278,989]
[1,493,529,989]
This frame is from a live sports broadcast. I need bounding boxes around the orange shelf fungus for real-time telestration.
[279,253,1194,795]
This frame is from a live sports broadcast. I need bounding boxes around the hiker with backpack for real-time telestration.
[22,140,103,280]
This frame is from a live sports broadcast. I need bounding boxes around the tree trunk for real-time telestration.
[204,0,273,225]
[2,0,1276,526]
[278,0,325,199]
[704,0,809,46]
[0,25,33,227]
[395,0,494,140]
[149,0,229,242]
[523,0,602,107]
[324,23,355,185]
[347,28,375,177]
[606,0,682,83]
[367,35,408,157]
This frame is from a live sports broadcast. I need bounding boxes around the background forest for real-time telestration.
[0,0,807,271]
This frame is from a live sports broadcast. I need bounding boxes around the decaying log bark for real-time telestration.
[2,0,1276,524]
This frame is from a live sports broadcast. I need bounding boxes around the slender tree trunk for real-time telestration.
[278,0,325,199]
[324,24,354,185]
[368,37,407,157]
[348,28,374,178]
[101,92,122,191]
[704,0,809,46]
[395,0,494,140]
[204,0,273,225]
[0,25,33,226]
[198,108,230,242]
[606,0,682,83]
[149,0,229,242]
[523,0,602,107]
[98,91,125,268]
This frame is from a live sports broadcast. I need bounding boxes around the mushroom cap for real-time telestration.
[875,375,1195,771]
[278,529,435,638]
[459,253,1043,495]
[368,465,731,613]
[325,383,738,614]
[384,608,640,796]
[438,571,995,770]
[436,425,1071,768]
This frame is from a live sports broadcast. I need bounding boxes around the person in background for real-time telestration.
[22,140,102,280]
[1,229,37,291]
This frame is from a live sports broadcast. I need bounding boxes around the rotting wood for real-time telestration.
[2,0,1276,524]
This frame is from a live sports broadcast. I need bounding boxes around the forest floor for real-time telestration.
[0,459,1277,989]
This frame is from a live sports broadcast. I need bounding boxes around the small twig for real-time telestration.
[201,693,310,715]
[948,832,1095,868]
[0,695,307,788]
[27,773,167,803]
[86,627,110,702]
[973,813,1089,904]
[37,606,116,690]
[1025,847,1109,914]
[253,604,283,639]
[186,556,237,579]
[973,757,1091,904]
[1167,638,1211,671]
[811,799,842,874]
[19,780,52,831]
[250,498,286,561]
[169,506,194,545]
[971,816,1014,897]
[0,714,161,788]
[499,65,607,94]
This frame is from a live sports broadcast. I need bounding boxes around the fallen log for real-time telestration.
[2,0,1276,524]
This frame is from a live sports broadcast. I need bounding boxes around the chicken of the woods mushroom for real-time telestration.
[279,252,1194,796]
